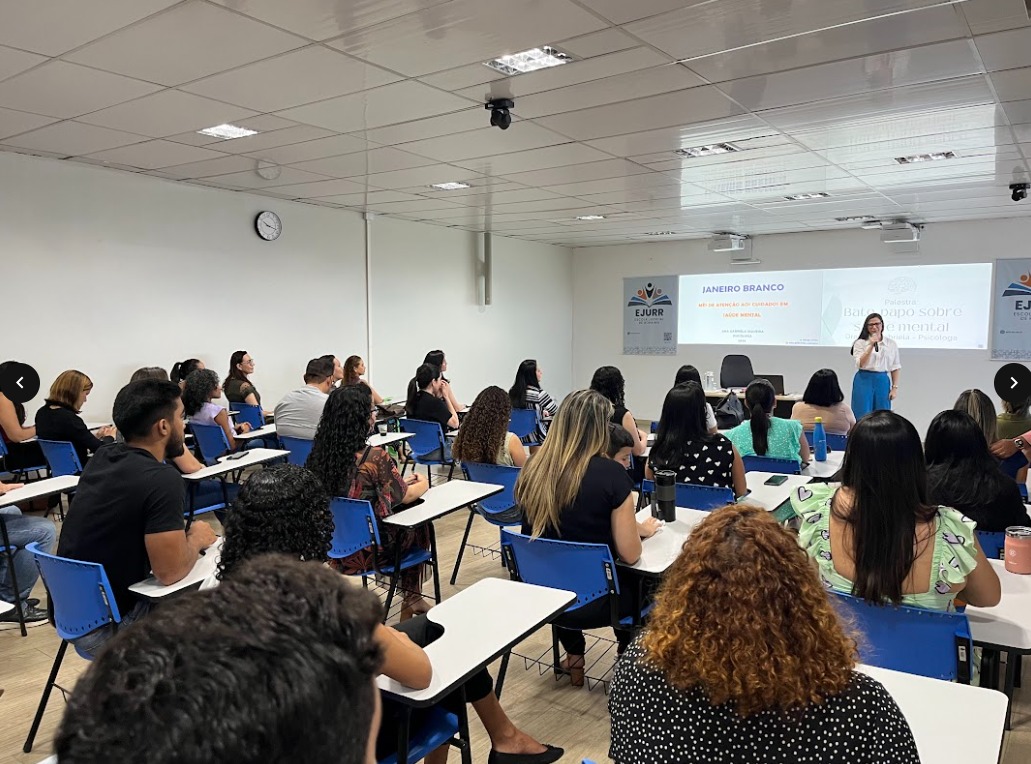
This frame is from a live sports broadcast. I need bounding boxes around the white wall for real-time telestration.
[572,220,1031,435]
[0,151,573,422]
[369,216,573,407]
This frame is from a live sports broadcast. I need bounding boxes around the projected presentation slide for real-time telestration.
[678,263,993,350]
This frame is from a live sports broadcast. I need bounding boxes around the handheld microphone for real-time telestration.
[874,341,879,352]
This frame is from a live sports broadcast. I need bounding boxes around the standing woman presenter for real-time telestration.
[850,312,901,419]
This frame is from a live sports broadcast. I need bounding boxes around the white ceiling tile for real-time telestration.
[452,142,614,175]
[1005,99,1031,124]
[469,198,586,214]
[65,1,307,87]
[630,135,794,166]
[499,158,652,188]
[975,27,1031,72]
[626,0,950,60]
[501,65,704,119]
[2,121,148,156]
[82,139,227,169]
[574,0,701,25]
[0,61,161,119]
[544,172,687,197]
[584,116,778,158]
[327,0,607,77]
[417,63,509,93]
[180,45,402,112]
[0,45,46,84]
[394,177,517,196]
[209,125,337,155]
[0,0,180,56]
[961,0,1031,36]
[990,68,1031,102]
[242,133,372,165]
[685,5,968,83]
[555,28,640,59]
[357,109,488,146]
[316,190,424,206]
[289,147,437,177]
[211,0,452,42]
[396,122,573,162]
[535,86,745,141]
[78,90,259,138]
[159,154,268,180]
[459,48,673,102]
[363,198,467,214]
[259,177,374,198]
[0,107,58,141]
[723,40,982,112]
[354,165,484,190]
[277,81,474,133]
[205,167,337,191]
[429,187,562,205]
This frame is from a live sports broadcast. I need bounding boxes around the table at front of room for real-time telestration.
[704,389,802,419]
[377,577,575,764]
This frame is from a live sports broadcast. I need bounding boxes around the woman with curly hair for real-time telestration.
[453,386,526,468]
[509,359,558,446]
[182,368,251,451]
[609,504,920,764]
[307,384,431,617]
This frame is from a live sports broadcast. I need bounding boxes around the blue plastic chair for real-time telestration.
[640,479,734,511]
[832,591,974,683]
[378,705,461,764]
[279,435,314,467]
[650,421,659,433]
[0,436,47,482]
[451,463,521,585]
[977,530,1006,561]
[22,542,122,753]
[231,402,265,430]
[742,455,801,474]
[804,431,848,451]
[329,497,438,621]
[37,439,83,477]
[189,422,231,465]
[509,408,541,446]
[399,418,454,486]
[501,529,647,681]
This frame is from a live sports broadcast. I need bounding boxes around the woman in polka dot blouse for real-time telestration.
[609,505,919,764]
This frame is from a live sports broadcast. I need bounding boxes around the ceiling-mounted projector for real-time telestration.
[708,233,748,252]
[879,221,921,244]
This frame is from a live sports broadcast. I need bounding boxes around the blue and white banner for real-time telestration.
[992,258,1031,360]
[623,276,678,355]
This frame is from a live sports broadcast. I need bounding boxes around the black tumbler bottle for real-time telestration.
[654,469,677,522]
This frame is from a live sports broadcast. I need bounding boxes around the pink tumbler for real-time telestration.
[1005,526,1031,575]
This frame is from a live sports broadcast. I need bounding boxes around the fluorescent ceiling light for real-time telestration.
[783,192,830,200]
[729,258,762,266]
[860,220,884,230]
[430,182,471,191]
[894,150,956,164]
[197,123,258,140]
[484,46,573,75]
[575,215,606,221]
[644,231,678,236]
[834,215,877,222]
[674,142,739,158]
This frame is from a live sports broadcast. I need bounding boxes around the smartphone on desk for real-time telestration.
[764,475,789,486]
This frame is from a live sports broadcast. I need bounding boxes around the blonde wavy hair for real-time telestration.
[47,370,93,411]
[641,504,857,716]
[515,389,612,538]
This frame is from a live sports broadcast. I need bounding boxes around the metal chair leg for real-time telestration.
[24,640,68,753]
[0,519,27,637]
[450,509,477,585]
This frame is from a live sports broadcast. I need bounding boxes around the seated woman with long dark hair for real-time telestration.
[925,410,1031,533]
[955,388,1027,481]
[646,382,746,498]
[509,359,559,445]
[791,410,1000,611]
[590,366,647,480]
[307,384,431,618]
[609,505,919,764]
[726,378,810,464]
[673,365,718,433]
[210,464,561,764]
[790,368,856,434]
[342,355,384,405]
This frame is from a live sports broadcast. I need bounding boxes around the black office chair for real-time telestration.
[720,355,754,389]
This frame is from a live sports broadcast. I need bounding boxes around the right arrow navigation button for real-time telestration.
[996,363,1031,404]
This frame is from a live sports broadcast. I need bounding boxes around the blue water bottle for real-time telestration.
[813,417,827,462]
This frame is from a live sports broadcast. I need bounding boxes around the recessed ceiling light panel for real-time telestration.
[644,231,678,236]
[674,142,740,158]
[575,215,606,221]
[894,151,956,164]
[484,46,573,75]
[430,182,471,191]
[783,192,830,200]
[197,123,258,140]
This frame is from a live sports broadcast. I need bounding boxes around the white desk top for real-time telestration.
[630,507,709,575]
[369,431,414,448]
[0,475,79,508]
[183,448,289,480]
[857,664,1006,764]
[377,577,575,704]
[83,421,112,431]
[128,537,222,600]
[234,423,277,440]
[382,480,503,528]
[967,559,1031,652]
[741,472,812,511]
[704,390,802,401]
[802,449,844,479]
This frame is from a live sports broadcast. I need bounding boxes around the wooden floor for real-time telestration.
[2,485,1031,763]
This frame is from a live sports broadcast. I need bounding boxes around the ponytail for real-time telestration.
[406,363,440,415]
[744,379,776,456]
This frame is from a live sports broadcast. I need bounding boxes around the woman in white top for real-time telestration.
[182,369,251,450]
[850,312,901,420]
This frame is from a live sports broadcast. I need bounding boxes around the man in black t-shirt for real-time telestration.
[58,379,216,655]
